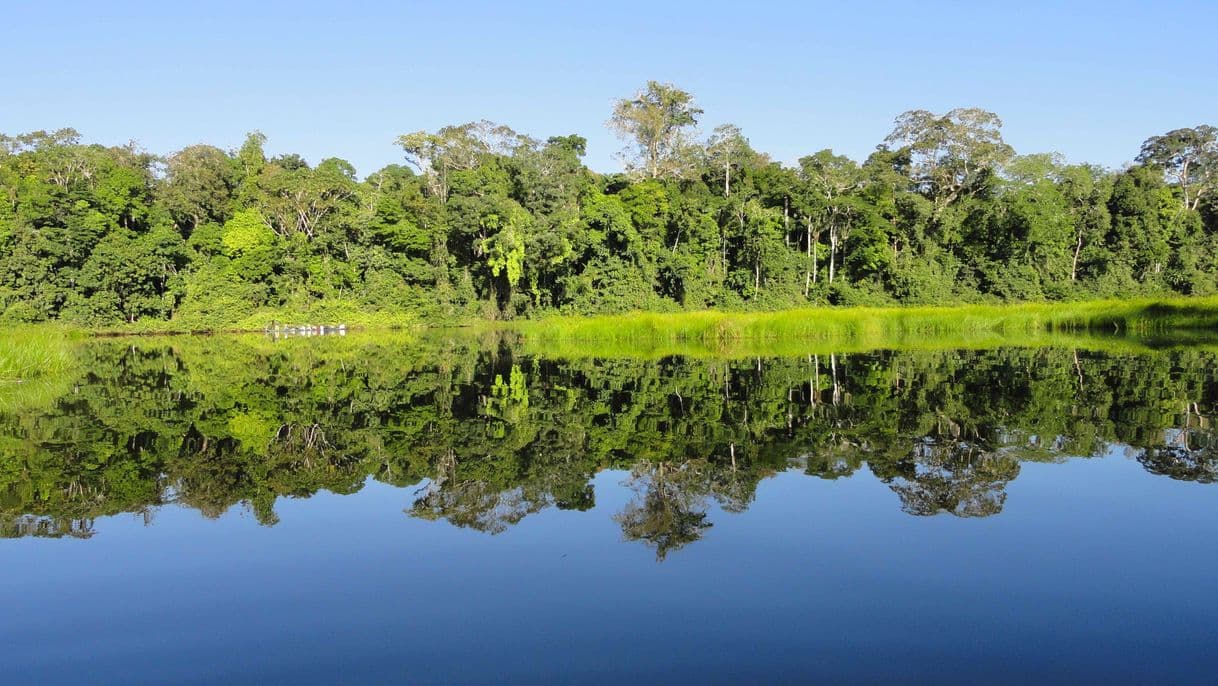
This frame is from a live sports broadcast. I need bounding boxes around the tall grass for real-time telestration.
[513,296,1218,358]
[0,325,79,382]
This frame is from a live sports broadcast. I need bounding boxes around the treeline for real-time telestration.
[2,82,1217,325]
[2,336,1215,556]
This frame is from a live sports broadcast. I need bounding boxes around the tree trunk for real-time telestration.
[830,353,840,406]
[813,231,820,284]
[811,354,819,406]
[1071,230,1083,282]
[1073,349,1084,390]
[1180,158,1191,211]
[828,226,837,284]
[804,218,813,297]
[720,228,726,275]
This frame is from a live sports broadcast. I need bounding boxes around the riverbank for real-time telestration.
[511,297,1218,357]
[0,306,416,381]
[87,306,418,336]
[5,296,1218,380]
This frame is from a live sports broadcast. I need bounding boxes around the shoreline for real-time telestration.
[4,296,1218,381]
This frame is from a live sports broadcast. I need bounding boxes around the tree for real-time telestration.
[615,461,712,561]
[482,203,530,307]
[609,81,703,179]
[799,150,866,284]
[3,102,1217,326]
[0,128,82,156]
[397,121,527,203]
[1136,125,1218,212]
[1058,164,1112,283]
[161,144,237,232]
[1107,165,1177,288]
[976,177,1073,298]
[740,199,784,296]
[221,208,275,257]
[882,108,1014,212]
[257,157,359,240]
[235,132,267,184]
[706,124,750,197]
[75,225,185,323]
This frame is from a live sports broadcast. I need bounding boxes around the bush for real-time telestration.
[1,301,43,323]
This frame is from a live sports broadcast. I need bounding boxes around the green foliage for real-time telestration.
[483,205,528,287]
[221,209,275,257]
[0,88,1217,329]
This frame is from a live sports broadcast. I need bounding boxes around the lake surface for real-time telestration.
[2,332,1217,684]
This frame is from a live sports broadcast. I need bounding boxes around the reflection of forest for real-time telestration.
[1,334,1215,559]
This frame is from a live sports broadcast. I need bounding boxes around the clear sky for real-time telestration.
[6,0,1217,177]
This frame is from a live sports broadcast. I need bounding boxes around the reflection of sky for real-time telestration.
[3,458,1216,684]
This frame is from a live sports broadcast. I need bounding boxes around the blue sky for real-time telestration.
[6,0,1217,177]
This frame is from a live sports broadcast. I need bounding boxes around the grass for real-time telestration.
[4,296,1218,378]
[0,325,80,382]
[88,305,418,336]
[512,296,1218,358]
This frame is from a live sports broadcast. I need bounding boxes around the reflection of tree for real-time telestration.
[615,461,712,561]
[802,438,867,481]
[3,337,1218,544]
[877,440,1021,517]
[1139,447,1218,483]
[1,515,96,539]
[172,421,363,526]
[707,465,753,514]
[409,449,552,534]
[412,481,549,534]
[1138,426,1218,484]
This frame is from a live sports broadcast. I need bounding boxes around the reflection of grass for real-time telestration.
[0,326,79,382]
[0,373,76,414]
[513,297,1218,358]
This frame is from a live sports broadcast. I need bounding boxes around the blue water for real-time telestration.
[4,454,1215,684]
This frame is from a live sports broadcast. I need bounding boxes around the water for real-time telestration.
[2,333,1216,683]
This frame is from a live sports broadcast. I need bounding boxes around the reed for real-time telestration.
[0,325,79,382]
[513,297,1218,358]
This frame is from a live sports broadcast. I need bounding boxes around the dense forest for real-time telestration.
[2,334,1215,558]
[2,82,1217,327]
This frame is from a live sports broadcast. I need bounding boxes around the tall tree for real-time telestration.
[882,108,1014,212]
[799,150,866,284]
[609,81,703,179]
[1136,125,1218,212]
[396,121,527,203]
[161,145,237,233]
[706,124,750,197]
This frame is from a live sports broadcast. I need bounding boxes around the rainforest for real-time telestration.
[5,81,1218,685]
[3,82,1218,330]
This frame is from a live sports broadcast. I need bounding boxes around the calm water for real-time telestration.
[2,333,1217,684]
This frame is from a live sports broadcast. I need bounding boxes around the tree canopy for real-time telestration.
[2,84,1218,327]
